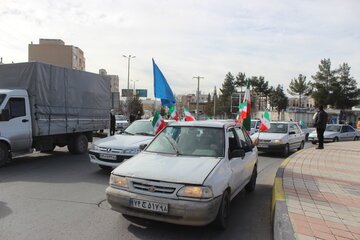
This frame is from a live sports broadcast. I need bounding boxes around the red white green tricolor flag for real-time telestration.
[242,80,251,131]
[168,106,179,121]
[183,107,195,121]
[152,111,166,134]
[259,111,271,131]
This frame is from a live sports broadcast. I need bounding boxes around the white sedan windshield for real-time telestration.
[146,126,224,157]
[124,121,154,136]
[266,123,288,133]
[326,125,341,132]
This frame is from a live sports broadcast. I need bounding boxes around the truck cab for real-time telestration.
[0,89,32,165]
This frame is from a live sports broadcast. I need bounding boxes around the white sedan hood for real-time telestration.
[309,131,338,137]
[94,134,154,148]
[112,152,222,185]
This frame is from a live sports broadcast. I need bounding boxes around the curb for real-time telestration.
[272,150,305,240]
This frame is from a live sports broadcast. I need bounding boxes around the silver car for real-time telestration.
[308,124,360,144]
[106,121,258,229]
[89,119,173,170]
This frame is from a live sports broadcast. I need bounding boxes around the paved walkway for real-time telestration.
[283,142,360,240]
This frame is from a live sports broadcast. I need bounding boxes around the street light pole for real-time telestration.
[193,76,204,120]
[123,55,135,116]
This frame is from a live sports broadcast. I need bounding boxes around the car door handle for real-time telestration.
[22,119,29,123]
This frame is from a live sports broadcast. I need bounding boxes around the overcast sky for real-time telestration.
[1,0,359,98]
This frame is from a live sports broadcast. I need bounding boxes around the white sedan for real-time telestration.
[308,124,360,144]
[106,120,258,229]
[251,122,306,157]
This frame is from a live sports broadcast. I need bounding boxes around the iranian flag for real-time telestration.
[168,106,179,121]
[238,101,248,120]
[183,107,195,121]
[259,111,271,131]
[152,111,166,134]
[242,80,251,132]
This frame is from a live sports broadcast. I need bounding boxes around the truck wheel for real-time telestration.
[213,190,230,230]
[0,142,9,167]
[245,165,257,192]
[68,135,88,154]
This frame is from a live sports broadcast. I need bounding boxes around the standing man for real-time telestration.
[314,105,328,149]
[110,109,116,136]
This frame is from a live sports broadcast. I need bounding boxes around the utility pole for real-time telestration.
[123,55,135,117]
[193,76,204,120]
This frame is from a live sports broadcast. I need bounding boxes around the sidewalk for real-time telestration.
[274,142,360,240]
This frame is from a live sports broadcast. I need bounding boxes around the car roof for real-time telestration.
[169,120,238,128]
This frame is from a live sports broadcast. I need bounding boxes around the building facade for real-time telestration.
[28,39,85,70]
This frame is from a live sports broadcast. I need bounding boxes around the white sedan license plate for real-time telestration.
[258,143,268,148]
[99,153,117,160]
[130,199,168,213]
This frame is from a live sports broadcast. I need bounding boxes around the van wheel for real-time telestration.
[68,135,88,154]
[213,190,230,230]
[333,137,339,142]
[282,144,289,157]
[311,141,317,145]
[245,165,257,192]
[0,142,9,167]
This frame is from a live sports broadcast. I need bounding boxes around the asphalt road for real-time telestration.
[0,141,312,240]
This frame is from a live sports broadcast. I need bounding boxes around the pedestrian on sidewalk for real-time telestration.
[110,109,116,136]
[313,105,328,149]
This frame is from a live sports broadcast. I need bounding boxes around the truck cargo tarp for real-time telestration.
[0,62,111,136]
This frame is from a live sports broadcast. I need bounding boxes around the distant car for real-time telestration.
[106,120,258,229]
[251,122,305,157]
[89,119,174,170]
[115,115,129,130]
[308,124,360,144]
[299,124,313,141]
[250,119,261,135]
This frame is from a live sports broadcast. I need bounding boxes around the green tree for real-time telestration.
[287,74,312,107]
[219,72,236,117]
[269,85,288,120]
[129,95,144,116]
[235,72,246,102]
[203,93,213,116]
[333,63,360,109]
[311,59,337,107]
[250,76,269,111]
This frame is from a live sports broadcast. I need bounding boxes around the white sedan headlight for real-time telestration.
[91,144,101,151]
[177,186,213,199]
[272,139,282,144]
[110,175,128,188]
[123,148,140,155]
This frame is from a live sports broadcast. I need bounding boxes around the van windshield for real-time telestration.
[0,94,6,106]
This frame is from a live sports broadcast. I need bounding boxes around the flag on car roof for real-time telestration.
[238,101,248,120]
[242,80,251,131]
[168,106,179,121]
[259,111,271,131]
[152,111,166,134]
[183,107,195,121]
[152,59,176,107]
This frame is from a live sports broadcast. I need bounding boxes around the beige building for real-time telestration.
[28,39,85,70]
[99,69,119,92]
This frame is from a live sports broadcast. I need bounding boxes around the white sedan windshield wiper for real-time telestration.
[163,135,182,155]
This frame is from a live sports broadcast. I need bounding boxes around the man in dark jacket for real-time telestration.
[314,105,328,149]
[110,110,116,136]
